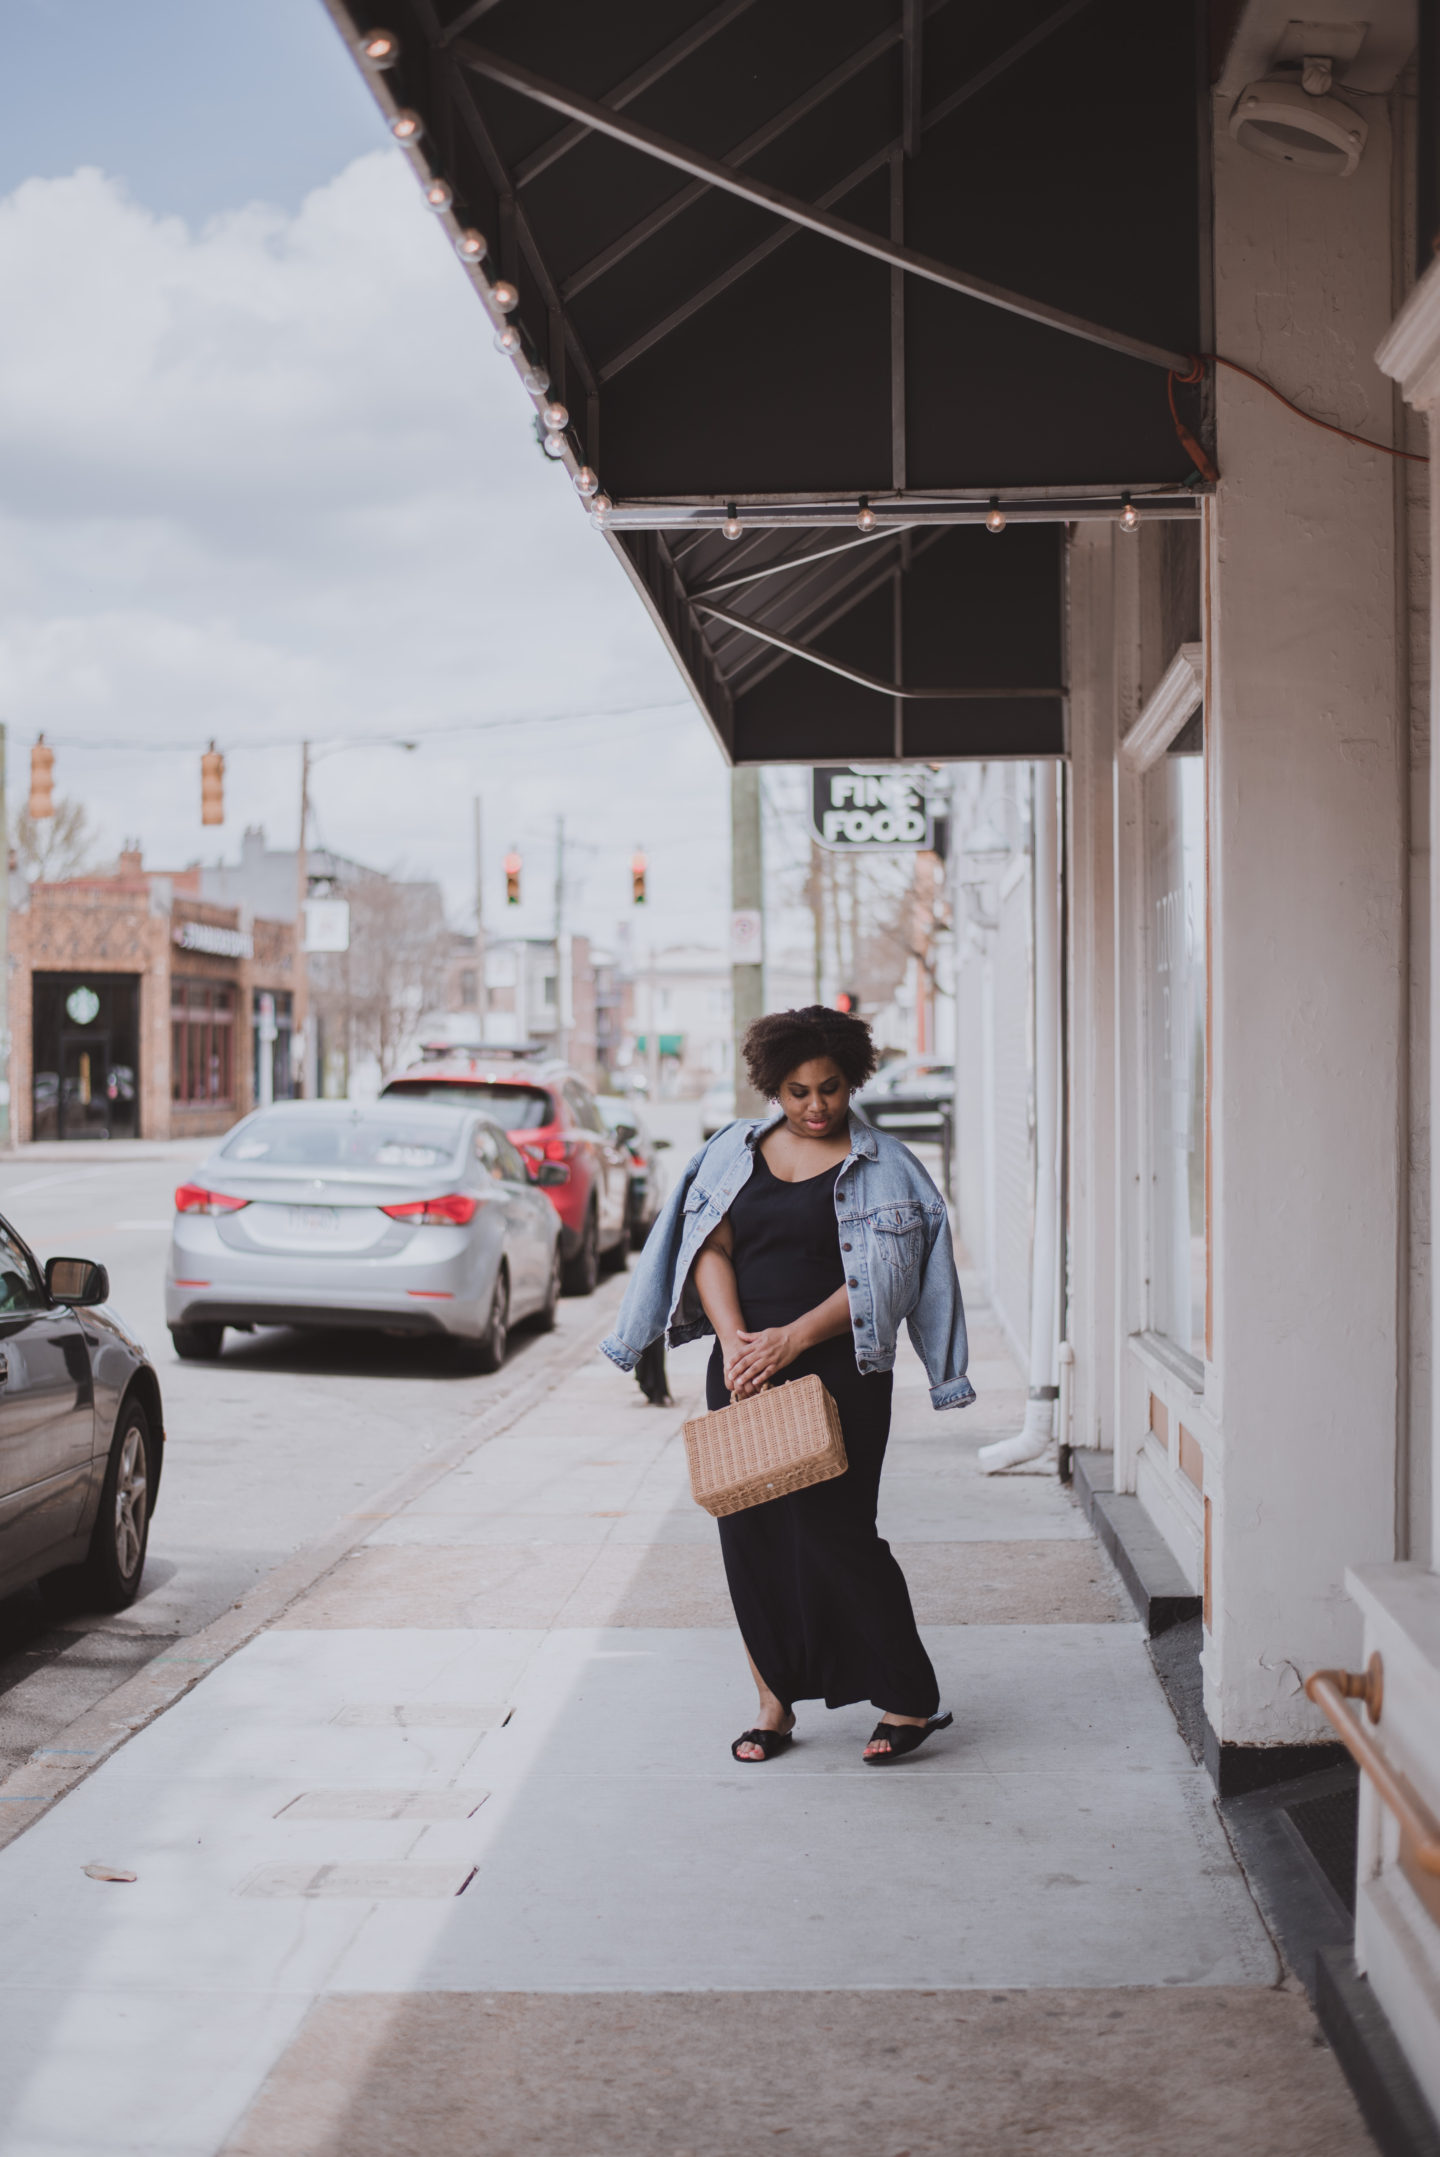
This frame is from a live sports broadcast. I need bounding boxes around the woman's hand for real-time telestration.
[727,1325,800,1397]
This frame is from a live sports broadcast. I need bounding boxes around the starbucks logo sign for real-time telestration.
[65,986,101,1027]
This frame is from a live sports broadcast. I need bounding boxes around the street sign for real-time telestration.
[303,898,350,953]
[811,766,934,851]
[729,908,764,965]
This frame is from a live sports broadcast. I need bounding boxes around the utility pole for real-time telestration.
[473,795,485,1042]
[295,742,311,1099]
[646,943,662,1103]
[553,813,568,1065]
[0,724,9,1147]
[730,765,764,1113]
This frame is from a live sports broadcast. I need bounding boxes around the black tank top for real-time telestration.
[727,1145,845,1331]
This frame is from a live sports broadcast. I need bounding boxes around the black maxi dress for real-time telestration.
[705,1146,940,1718]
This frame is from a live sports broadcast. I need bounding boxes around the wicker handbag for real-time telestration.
[683,1372,848,1517]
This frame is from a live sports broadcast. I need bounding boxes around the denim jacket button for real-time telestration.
[847,1276,858,1288]
[842,1242,852,1251]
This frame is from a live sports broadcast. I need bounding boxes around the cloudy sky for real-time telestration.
[0,0,791,956]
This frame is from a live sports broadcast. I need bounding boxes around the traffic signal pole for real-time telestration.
[295,742,311,1099]
[730,766,764,1115]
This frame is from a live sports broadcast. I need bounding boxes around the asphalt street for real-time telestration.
[0,1101,700,1780]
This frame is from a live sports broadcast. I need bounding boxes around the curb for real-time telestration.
[0,1279,629,1850]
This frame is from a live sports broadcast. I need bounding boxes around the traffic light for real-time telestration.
[201,742,225,826]
[504,849,522,905]
[835,990,858,1015]
[630,848,648,904]
[28,736,54,821]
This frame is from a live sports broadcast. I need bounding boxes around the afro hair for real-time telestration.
[742,1005,879,1101]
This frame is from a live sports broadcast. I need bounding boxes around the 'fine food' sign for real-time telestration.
[811,767,934,852]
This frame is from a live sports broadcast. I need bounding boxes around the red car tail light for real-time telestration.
[175,1184,249,1216]
[380,1193,478,1226]
[521,1134,577,1163]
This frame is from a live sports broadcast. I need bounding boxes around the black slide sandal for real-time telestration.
[863,1711,953,1764]
[731,1727,794,1762]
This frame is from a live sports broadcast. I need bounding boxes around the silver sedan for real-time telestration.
[164,1102,564,1371]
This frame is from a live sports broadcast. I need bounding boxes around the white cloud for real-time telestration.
[0,152,732,945]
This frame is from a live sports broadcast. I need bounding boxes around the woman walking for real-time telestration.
[602,1006,974,1764]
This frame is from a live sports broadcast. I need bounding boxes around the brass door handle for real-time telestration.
[1305,1654,1440,1921]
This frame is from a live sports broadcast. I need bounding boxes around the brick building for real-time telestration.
[8,850,297,1143]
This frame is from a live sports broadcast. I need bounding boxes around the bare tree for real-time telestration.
[310,871,453,1083]
[12,798,98,883]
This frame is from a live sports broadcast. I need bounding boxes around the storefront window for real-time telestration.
[31,974,140,1142]
[1145,713,1206,1361]
[172,980,235,1105]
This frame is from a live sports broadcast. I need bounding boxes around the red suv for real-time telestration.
[381,1051,630,1295]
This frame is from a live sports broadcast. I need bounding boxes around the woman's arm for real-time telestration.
[725,1284,852,1395]
[693,1218,754,1395]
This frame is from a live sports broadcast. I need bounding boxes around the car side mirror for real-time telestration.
[652,1136,672,1149]
[535,1161,569,1187]
[613,1122,638,1144]
[46,1256,110,1306]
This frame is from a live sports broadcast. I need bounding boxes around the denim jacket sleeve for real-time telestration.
[599,1140,710,1372]
[906,1205,976,1412]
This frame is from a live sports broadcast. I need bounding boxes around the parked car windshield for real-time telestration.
[385,1080,554,1127]
[222,1110,466,1169]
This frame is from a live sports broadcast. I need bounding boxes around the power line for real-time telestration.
[10,698,694,756]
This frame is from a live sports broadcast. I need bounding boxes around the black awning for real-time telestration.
[325,0,1209,760]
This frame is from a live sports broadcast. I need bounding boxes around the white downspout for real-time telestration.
[980,760,1062,1472]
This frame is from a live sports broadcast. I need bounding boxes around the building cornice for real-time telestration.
[1376,258,1440,409]
[1121,644,1204,772]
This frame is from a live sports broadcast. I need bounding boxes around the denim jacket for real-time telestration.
[600,1112,976,1411]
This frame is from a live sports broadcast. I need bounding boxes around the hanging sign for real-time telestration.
[729,909,764,965]
[811,766,934,852]
[303,898,350,953]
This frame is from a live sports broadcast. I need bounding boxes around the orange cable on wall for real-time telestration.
[1167,354,1429,476]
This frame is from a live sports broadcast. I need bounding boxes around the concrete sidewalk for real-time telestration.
[0,1292,1375,2156]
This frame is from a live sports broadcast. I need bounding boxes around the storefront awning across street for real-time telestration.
[325,0,1211,761]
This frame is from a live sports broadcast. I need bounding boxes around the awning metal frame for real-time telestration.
[456,37,1192,376]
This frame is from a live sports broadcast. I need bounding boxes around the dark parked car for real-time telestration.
[596,1097,674,1249]
[855,1059,956,1182]
[381,1049,630,1294]
[0,1214,163,1613]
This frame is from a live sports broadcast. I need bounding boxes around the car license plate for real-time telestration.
[291,1206,340,1234]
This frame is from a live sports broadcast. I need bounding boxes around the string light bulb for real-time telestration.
[357,28,399,66]
[985,498,1006,534]
[542,402,569,433]
[491,280,519,313]
[422,178,453,212]
[454,229,487,262]
[592,493,612,521]
[1119,494,1140,533]
[493,325,522,355]
[573,467,600,498]
[542,430,569,459]
[522,364,550,395]
[722,506,743,540]
[389,109,423,143]
[856,499,877,534]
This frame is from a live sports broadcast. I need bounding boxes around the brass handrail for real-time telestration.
[1305,1655,1440,1921]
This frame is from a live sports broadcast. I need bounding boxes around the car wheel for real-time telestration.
[629,1206,652,1253]
[599,1224,628,1275]
[170,1322,223,1361]
[561,1205,600,1297]
[472,1265,510,1374]
[75,1398,155,1612]
[532,1243,562,1332]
